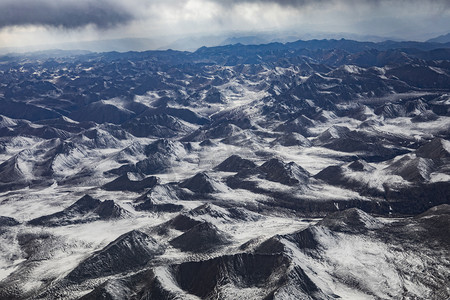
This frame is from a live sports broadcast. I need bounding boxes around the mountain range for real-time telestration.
[0,38,449,299]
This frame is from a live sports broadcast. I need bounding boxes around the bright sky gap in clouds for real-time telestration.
[0,0,449,50]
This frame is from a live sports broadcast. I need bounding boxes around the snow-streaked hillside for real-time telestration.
[0,39,449,299]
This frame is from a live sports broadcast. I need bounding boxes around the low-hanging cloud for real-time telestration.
[212,0,450,9]
[1,0,448,31]
[1,0,449,50]
[211,0,326,7]
[0,0,134,29]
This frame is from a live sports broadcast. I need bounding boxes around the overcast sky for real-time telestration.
[0,0,449,50]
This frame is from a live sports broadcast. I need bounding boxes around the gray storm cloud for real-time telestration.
[0,0,449,49]
[213,0,450,8]
[211,0,327,7]
[1,0,448,30]
[0,0,134,29]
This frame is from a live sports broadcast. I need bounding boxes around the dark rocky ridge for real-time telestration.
[416,137,450,159]
[318,207,383,233]
[173,253,290,298]
[28,195,128,226]
[169,222,232,253]
[214,154,257,172]
[179,172,220,194]
[0,216,20,227]
[259,158,310,186]
[67,230,164,282]
[103,174,158,192]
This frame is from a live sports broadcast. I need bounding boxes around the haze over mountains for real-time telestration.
[1,31,450,54]
[0,37,449,299]
[427,33,450,44]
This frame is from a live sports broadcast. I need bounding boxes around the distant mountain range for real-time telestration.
[427,33,450,44]
[2,36,450,60]
[2,31,449,54]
